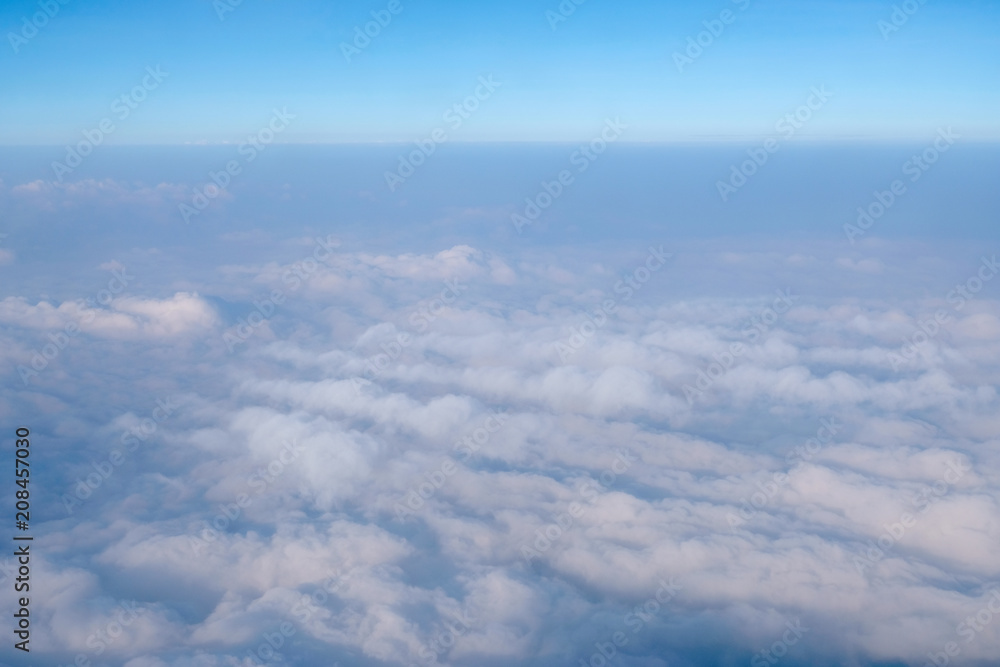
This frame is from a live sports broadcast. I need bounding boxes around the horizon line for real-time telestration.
[2,138,999,148]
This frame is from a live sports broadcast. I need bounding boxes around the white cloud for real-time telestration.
[7,238,1000,666]
[0,292,218,339]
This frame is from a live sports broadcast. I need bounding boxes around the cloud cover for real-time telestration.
[1,193,999,666]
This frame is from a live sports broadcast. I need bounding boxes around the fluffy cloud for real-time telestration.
[3,236,1000,667]
[0,292,219,339]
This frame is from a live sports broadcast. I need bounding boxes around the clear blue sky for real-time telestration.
[1,0,997,144]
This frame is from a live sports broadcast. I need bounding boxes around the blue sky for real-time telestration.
[2,0,999,143]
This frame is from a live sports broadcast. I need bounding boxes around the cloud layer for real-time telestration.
[1,219,999,666]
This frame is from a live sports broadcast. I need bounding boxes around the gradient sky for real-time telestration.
[1,0,998,144]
